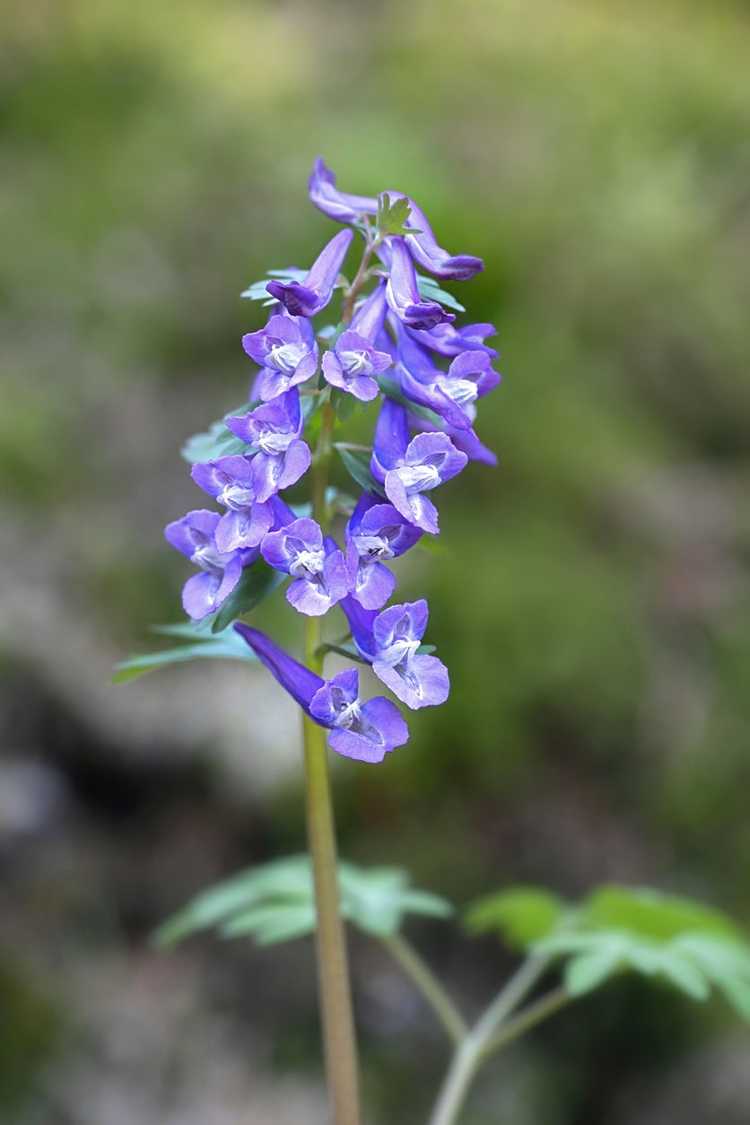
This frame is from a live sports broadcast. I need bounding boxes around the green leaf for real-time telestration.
[154,856,452,949]
[181,410,250,465]
[417,274,466,313]
[566,945,625,995]
[474,882,750,1018]
[331,389,358,422]
[583,885,742,942]
[376,193,418,238]
[211,560,285,633]
[113,624,257,684]
[334,444,386,497]
[465,887,567,949]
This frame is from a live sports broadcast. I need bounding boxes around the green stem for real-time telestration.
[428,957,550,1125]
[482,987,571,1058]
[383,933,468,1046]
[302,404,360,1125]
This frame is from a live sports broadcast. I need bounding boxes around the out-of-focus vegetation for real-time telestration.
[2,1,750,1122]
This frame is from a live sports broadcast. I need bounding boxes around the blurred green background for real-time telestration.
[2,0,749,1122]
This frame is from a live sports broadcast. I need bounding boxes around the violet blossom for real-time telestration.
[406,320,498,359]
[261,517,349,617]
[341,596,450,710]
[190,455,273,552]
[225,389,311,502]
[345,492,422,610]
[164,509,257,621]
[383,238,455,331]
[395,319,500,430]
[371,400,468,534]
[234,624,408,763]
[267,229,353,318]
[242,310,318,401]
[321,283,392,401]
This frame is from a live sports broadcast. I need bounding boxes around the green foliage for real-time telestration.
[181,412,249,465]
[376,193,417,238]
[334,444,386,497]
[467,883,750,1017]
[417,274,465,313]
[210,560,284,633]
[154,856,452,948]
[466,887,567,949]
[113,621,258,683]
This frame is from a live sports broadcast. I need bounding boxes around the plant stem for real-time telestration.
[383,933,468,1046]
[428,957,550,1125]
[302,403,360,1124]
[482,987,571,1057]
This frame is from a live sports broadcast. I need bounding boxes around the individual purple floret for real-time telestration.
[383,238,455,331]
[308,157,379,225]
[234,624,409,763]
[321,283,392,401]
[341,597,449,710]
[164,509,257,621]
[261,517,349,617]
[406,321,498,359]
[397,198,483,281]
[371,400,468,534]
[395,321,500,430]
[242,310,318,402]
[345,492,421,610]
[408,410,498,467]
[267,229,353,318]
[308,158,483,280]
[225,389,311,502]
[190,455,273,552]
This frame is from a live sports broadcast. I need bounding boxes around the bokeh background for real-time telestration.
[2,1,750,1122]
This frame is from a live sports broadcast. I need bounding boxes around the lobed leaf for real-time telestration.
[334,444,386,498]
[465,886,567,949]
[154,856,453,949]
[113,623,258,684]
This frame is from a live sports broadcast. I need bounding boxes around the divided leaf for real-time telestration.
[465,883,750,1017]
[377,194,417,238]
[113,622,257,683]
[465,886,567,949]
[334,444,386,497]
[154,856,452,948]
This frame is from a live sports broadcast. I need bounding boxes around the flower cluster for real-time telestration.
[165,158,499,763]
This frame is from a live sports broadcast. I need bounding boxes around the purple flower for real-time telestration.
[267,229,353,318]
[164,509,257,621]
[371,400,468,534]
[345,492,421,610]
[341,597,449,710]
[190,455,273,552]
[383,238,455,331]
[261,517,349,617]
[308,157,379,225]
[225,389,311,502]
[408,410,498,467]
[234,624,409,763]
[398,198,483,281]
[242,310,318,402]
[321,283,392,402]
[395,321,500,430]
[308,159,483,281]
[406,321,498,359]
